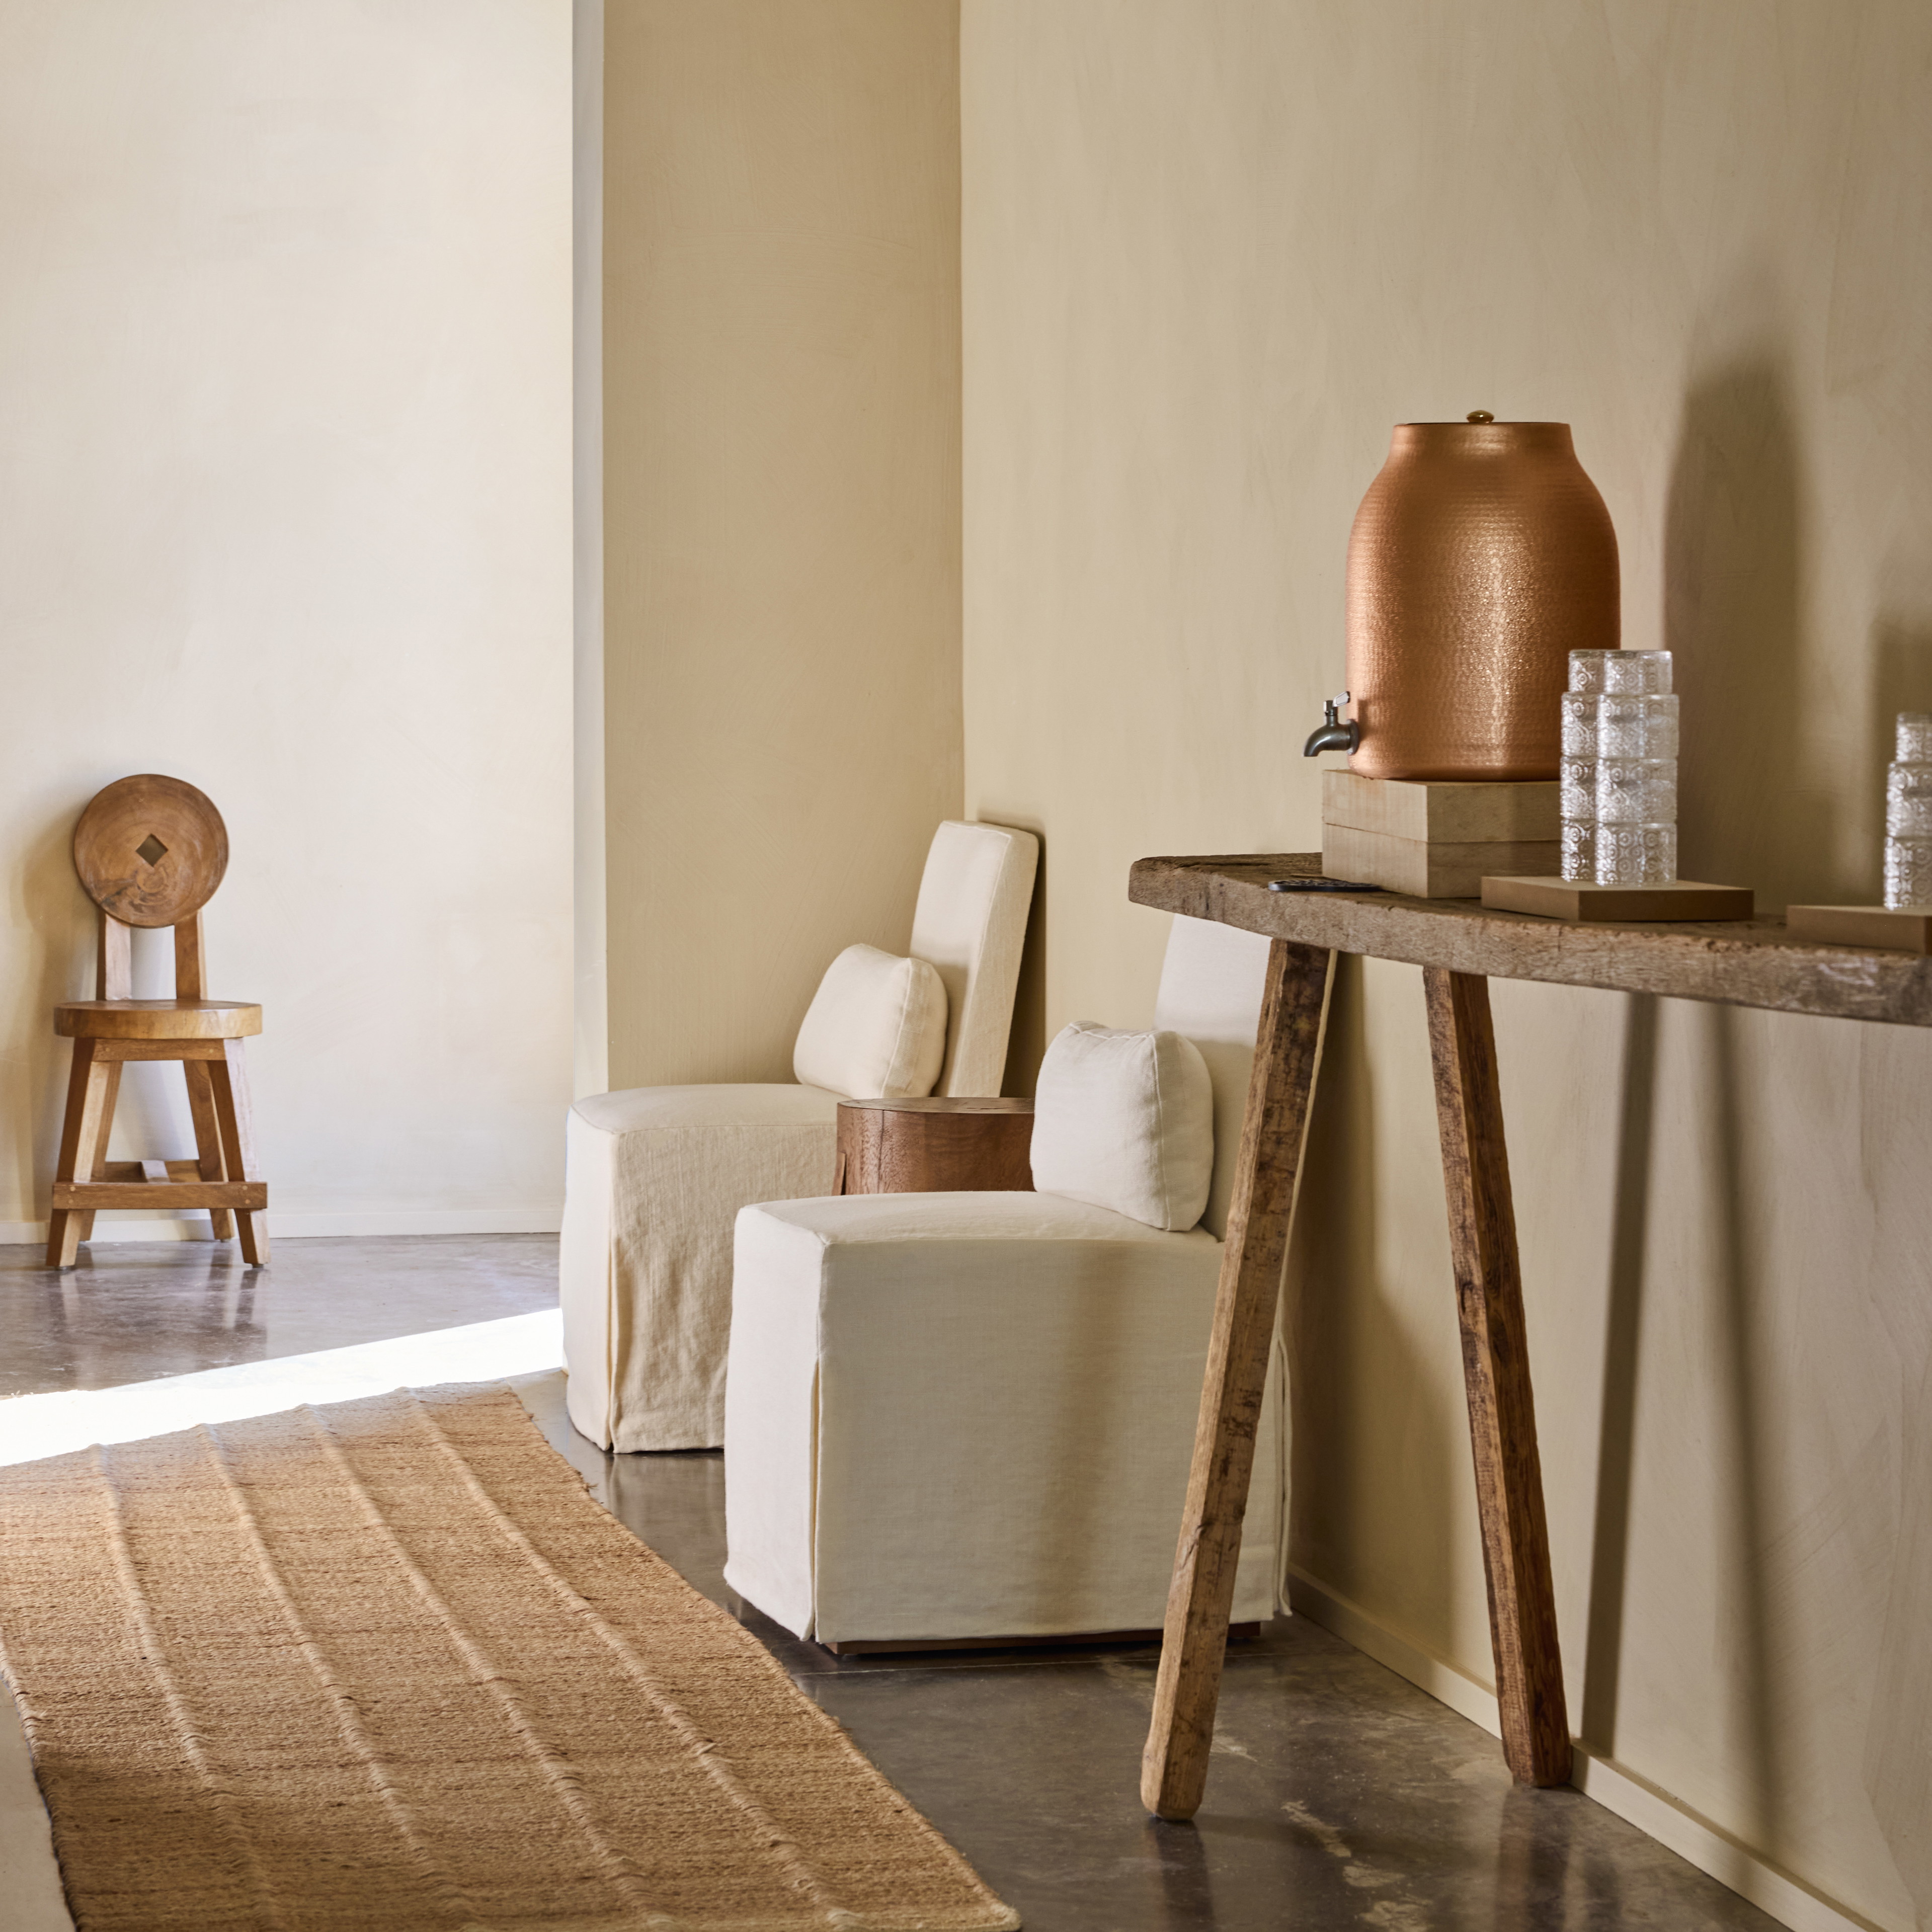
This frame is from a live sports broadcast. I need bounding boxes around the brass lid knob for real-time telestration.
[1467,410,1495,423]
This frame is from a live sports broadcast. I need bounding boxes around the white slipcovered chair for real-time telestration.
[561,820,1038,1453]
[721,915,1287,1648]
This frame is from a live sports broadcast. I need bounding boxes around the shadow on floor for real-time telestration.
[517,1370,1782,1932]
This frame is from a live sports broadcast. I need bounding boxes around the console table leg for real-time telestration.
[1142,939,1335,1820]
[1423,967,1571,1787]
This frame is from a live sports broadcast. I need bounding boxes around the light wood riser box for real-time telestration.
[1785,904,1932,951]
[1320,771,1559,899]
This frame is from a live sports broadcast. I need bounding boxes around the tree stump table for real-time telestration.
[1132,851,1932,1821]
[835,1095,1034,1196]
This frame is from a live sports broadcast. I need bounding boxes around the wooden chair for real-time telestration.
[47,775,268,1268]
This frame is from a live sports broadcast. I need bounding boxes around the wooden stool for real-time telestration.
[46,776,268,1269]
[835,1096,1034,1195]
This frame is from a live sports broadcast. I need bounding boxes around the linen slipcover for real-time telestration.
[560,1084,841,1451]
[560,821,1038,1452]
[722,1189,1284,1643]
[721,915,1294,1644]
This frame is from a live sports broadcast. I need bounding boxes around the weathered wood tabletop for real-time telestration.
[1131,851,1932,1026]
[1131,851,1928,1824]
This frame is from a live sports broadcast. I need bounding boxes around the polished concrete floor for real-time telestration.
[0,1233,560,1398]
[0,1235,1781,1930]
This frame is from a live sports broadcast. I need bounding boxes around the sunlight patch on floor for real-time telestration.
[0,1309,564,1469]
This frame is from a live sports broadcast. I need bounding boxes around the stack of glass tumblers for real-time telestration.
[1560,650,1679,886]
[1885,713,1932,909]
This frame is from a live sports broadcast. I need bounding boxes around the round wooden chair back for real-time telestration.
[72,774,228,929]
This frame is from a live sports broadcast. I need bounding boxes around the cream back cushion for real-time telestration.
[793,946,948,1100]
[1153,917,1275,1239]
[908,820,1039,1098]
[1029,1023,1215,1231]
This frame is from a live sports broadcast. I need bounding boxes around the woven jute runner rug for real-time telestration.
[0,1385,1019,1931]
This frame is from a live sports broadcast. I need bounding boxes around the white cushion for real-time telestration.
[792,944,948,1100]
[909,820,1038,1097]
[1029,1023,1215,1231]
[1154,918,1274,1238]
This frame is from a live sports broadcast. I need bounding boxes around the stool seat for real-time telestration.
[55,999,263,1040]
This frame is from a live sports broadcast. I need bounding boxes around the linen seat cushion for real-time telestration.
[1028,1023,1214,1230]
[791,945,948,1100]
[722,1190,1283,1645]
[560,1083,840,1452]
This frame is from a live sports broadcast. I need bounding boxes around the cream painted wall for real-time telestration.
[576,0,609,1101]
[963,5,1932,1927]
[601,0,962,1091]
[0,1,574,1239]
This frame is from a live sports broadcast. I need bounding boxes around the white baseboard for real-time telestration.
[1285,1566,1893,1932]
[1,1210,560,1246]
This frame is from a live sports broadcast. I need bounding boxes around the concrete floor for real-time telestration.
[0,1234,1781,1930]
[0,1233,560,1398]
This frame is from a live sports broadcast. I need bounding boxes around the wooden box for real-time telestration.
[1784,904,1932,952]
[1481,876,1755,922]
[1321,771,1560,899]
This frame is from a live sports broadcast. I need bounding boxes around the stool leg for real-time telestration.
[72,1062,123,1248]
[47,1039,113,1269]
[183,1060,235,1241]
[208,1039,269,1266]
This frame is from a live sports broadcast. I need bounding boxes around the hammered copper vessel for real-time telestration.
[1345,417,1618,781]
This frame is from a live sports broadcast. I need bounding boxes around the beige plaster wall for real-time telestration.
[962,4,1932,1924]
[601,0,962,1090]
[0,1,574,1238]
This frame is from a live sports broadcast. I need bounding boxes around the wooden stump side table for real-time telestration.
[1131,851,1932,1822]
[835,1096,1033,1195]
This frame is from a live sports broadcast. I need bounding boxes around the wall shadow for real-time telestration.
[1286,958,1457,1636]
[9,795,98,1220]
[1662,341,1805,1853]
[1862,1346,1932,1922]
[1665,354,1835,908]
[995,816,1047,1097]
[1579,993,1658,1757]
[1707,1004,1783,1855]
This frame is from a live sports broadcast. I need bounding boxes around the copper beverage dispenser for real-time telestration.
[1313,414,1619,781]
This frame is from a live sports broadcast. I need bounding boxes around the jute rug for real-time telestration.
[0,1385,1020,1931]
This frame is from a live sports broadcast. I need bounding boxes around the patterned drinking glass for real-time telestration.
[1568,652,1609,695]
[1560,757,1598,822]
[1561,820,1597,884]
[1596,823,1677,887]
[1597,694,1679,761]
[1896,714,1932,762]
[1886,763,1932,840]
[1601,650,1673,695]
[1885,713,1932,906]
[1886,839,1932,909]
[1596,758,1677,826]
[1561,692,1600,758]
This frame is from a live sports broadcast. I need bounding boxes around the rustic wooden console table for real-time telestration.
[1132,851,1932,1821]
